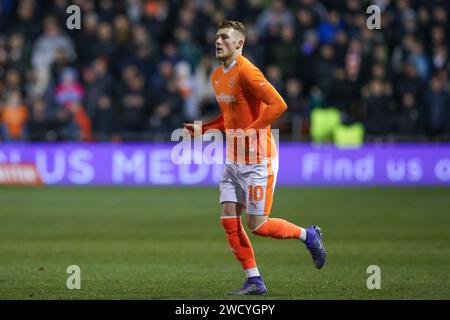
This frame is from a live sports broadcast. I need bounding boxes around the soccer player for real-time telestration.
[183,20,326,295]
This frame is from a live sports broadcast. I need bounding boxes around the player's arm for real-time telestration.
[202,113,225,132]
[239,65,287,131]
[183,113,225,136]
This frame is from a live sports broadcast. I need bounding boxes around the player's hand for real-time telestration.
[183,122,201,137]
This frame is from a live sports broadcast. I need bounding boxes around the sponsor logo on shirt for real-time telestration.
[216,92,236,103]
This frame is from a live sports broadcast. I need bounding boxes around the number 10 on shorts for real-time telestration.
[249,185,264,202]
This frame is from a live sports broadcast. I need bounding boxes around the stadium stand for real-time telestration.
[0,0,449,142]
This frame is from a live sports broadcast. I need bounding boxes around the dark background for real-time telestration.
[0,0,449,142]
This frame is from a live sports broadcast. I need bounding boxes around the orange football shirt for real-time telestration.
[2,105,28,139]
[205,55,287,164]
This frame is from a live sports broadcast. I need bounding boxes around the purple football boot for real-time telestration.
[228,276,268,295]
[304,226,326,269]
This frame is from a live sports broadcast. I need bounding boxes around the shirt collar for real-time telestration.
[223,59,237,73]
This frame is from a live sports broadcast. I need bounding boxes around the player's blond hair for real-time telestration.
[217,20,246,38]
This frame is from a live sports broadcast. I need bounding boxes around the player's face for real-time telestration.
[215,28,241,60]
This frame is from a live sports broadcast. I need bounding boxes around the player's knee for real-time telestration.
[249,216,268,236]
[251,224,268,236]
[221,202,242,217]
[221,208,236,216]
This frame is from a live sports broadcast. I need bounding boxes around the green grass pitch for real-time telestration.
[0,186,449,299]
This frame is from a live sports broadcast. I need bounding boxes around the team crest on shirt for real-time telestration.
[228,77,236,88]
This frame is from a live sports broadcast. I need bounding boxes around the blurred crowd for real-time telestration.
[0,0,449,142]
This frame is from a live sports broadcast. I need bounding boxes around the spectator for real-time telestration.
[194,56,217,118]
[297,29,320,88]
[396,92,421,137]
[270,24,299,79]
[174,27,202,69]
[316,44,337,96]
[123,24,156,78]
[255,0,294,36]
[309,85,324,111]
[175,61,197,120]
[125,0,143,24]
[117,70,148,136]
[149,61,174,102]
[282,78,309,137]
[4,69,22,93]
[241,25,266,68]
[424,76,450,139]
[54,67,84,109]
[31,16,76,96]
[83,56,113,118]
[13,0,42,41]
[91,22,116,58]
[148,79,183,138]
[408,39,429,81]
[60,101,92,142]
[29,96,62,141]
[51,0,71,26]
[332,30,348,64]
[327,68,353,113]
[243,0,264,24]
[75,11,100,64]
[92,95,114,141]
[141,0,170,43]
[28,97,55,141]
[294,8,316,43]
[7,33,30,75]
[0,37,7,80]
[1,91,28,141]
[285,79,308,116]
[318,9,343,44]
[265,65,284,93]
[97,0,117,23]
[394,62,424,107]
[114,15,132,48]
[431,45,448,73]
[362,79,393,138]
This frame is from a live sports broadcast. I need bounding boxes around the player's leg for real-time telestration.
[244,158,326,269]
[248,215,305,239]
[221,201,258,276]
[244,158,306,239]
[219,164,267,295]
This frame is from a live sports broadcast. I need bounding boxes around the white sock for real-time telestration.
[245,267,260,278]
[299,227,307,242]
